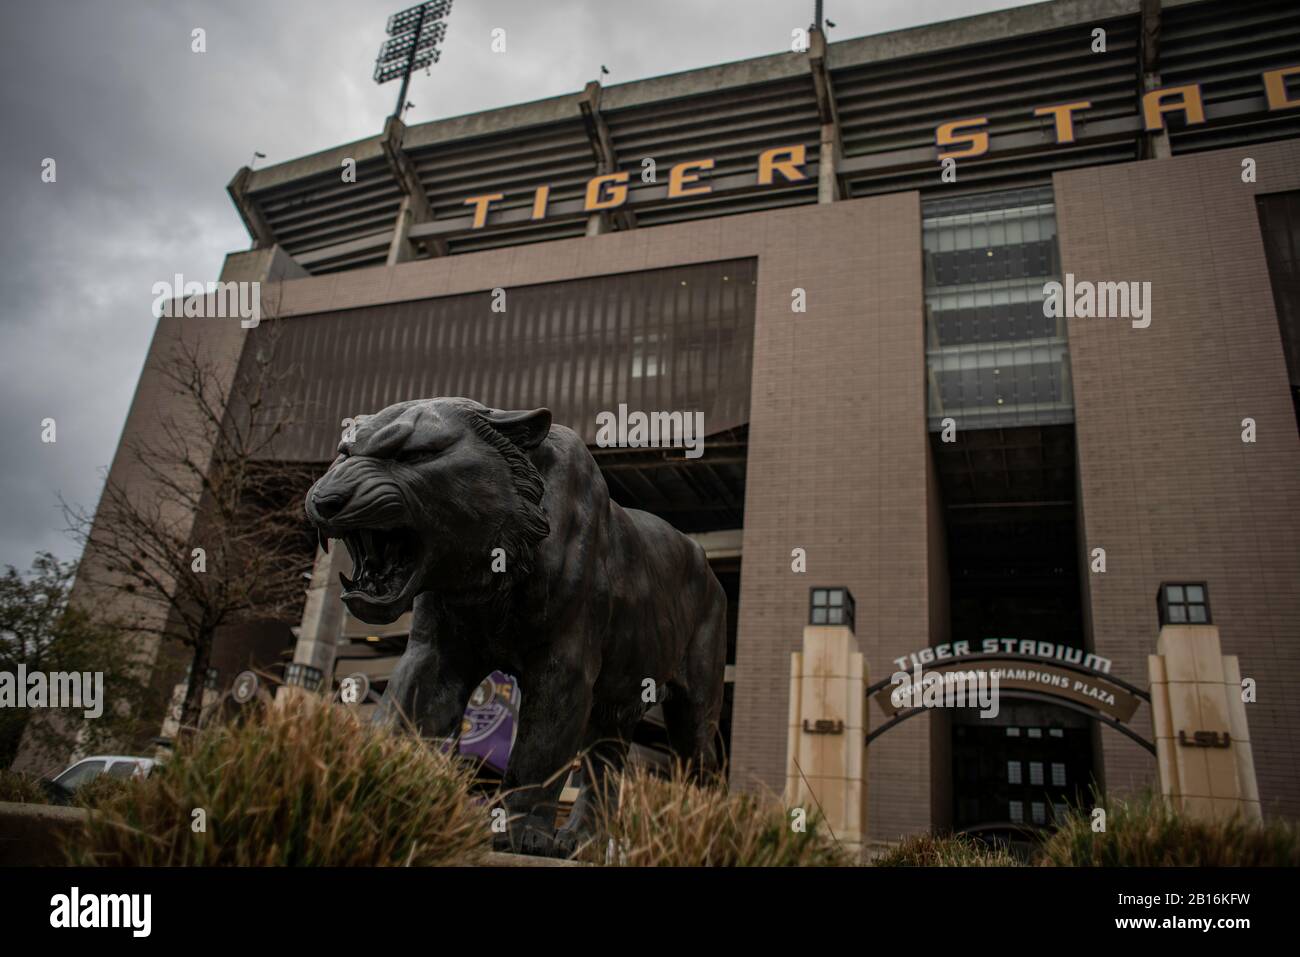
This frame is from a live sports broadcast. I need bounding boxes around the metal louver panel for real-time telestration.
[410,120,595,224]
[245,259,758,463]
[602,76,821,223]
[251,158,402,261]
[1163,0,1300,155]
[836,16,1140,197]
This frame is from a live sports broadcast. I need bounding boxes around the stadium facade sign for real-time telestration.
[459,65,1300,230]
[462,144,811,228]
[872,657,1143,724]
[892,639,1113,675]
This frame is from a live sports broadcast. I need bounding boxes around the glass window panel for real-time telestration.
[1166,585,1185,603]
[924,187,1072,432]
[1030,762,1044,785]
[1051,763,1067,786]
[1032,802,1046,824]
[1009,800,1024,823]
[1186,585,1204,602]
[1028,728,1042,738]
[1169,605,1187,623]
[1006,728,1020,737]
[988,216,1005,249]
[54,760,107,790]
[1189,605,1207,623]
[1007,761,1022,784]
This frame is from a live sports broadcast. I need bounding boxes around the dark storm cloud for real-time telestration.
[0,0,1033,573]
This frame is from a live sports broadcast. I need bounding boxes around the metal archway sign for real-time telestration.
[864,653,1155,755]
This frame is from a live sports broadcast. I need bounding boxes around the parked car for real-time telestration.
[43,755,156,803]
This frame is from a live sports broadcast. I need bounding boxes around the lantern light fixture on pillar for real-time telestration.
[1157,581,1211,627]
[809,586,855,631]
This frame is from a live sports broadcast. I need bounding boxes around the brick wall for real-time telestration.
[723,197,934,843]
[1055,140,1300,818]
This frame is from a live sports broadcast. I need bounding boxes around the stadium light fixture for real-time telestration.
[374,0,453,119]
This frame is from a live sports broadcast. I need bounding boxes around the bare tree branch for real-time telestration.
[64,325,313,732]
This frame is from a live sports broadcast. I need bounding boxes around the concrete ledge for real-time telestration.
[482,851,591,867]
[0,801,86,866]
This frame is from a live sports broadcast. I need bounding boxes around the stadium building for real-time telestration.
[28,0,1300,843]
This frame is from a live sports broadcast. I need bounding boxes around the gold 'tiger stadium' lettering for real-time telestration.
[461,66,1300,228]
[463,145,809,228]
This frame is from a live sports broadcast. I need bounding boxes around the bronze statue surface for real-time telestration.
[305,397,726,854]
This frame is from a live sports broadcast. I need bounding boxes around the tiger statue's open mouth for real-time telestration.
[326,526,422,617]
[308,515,426,623]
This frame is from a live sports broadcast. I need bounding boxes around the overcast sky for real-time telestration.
[0,0,1039,574]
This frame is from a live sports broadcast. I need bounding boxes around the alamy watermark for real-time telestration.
[890,663,1000,719]
[50,887,151,937]
[1043,273,1151,329]
[0,665,103,719]
[151,273,261,328]
[595,404,705,459]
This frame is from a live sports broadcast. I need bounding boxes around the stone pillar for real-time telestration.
[785,625,868,853]
[278,543,353,702]
[818,123,840,204]
[386,195,418,265]
[1148,624,1261,822]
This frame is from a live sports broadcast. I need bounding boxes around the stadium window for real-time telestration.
[1256,191,1300,431]
[631,334,661,378]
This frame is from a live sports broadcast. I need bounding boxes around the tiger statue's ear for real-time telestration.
[481,407,552,450]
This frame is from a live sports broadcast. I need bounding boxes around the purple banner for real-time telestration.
[457,671,519,773]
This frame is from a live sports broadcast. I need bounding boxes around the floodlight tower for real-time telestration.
[374,1,453,119]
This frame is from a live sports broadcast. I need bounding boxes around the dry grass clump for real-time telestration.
[67,773,135,809]
[0,768,46,804]
[0,768,130,809]
[1040,793,1300,867]
[69,696,490,866]
[872,832,1020,867]
[586,764,854,867]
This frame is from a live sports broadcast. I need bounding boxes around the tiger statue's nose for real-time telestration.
[312,489,347,520]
